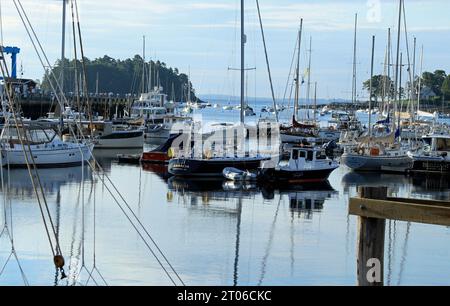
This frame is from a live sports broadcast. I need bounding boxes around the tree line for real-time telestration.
[41,55,200,102]
[363,70,450,104]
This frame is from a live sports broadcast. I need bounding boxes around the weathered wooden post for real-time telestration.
[356,187,387,286]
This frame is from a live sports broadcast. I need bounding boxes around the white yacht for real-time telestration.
[1,124,93,168]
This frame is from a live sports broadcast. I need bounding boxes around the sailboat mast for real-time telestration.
[412,36,417,118]
[387,28,391,110]
[314,82,317,123]
[142,35,146,94]
[294,19,303,120]
[188,66,191,103]
[240,0,245,124]
[417,46,423,116]
[306,36,312,116]
[352,13,358,105]
[256,0,278,122]
[60,0,66,96]
[368,35,375,138]
[393,0,403,131]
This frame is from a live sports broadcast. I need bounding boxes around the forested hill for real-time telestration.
[41,55,201,102]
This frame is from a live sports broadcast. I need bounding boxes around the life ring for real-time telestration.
[358,148,365,155]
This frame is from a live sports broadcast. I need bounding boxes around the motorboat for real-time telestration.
[258,145,339,184]
[223,167,258,181]
[408,133,450,174]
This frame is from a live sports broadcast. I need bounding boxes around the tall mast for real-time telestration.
[256,0,278,122]
[294,19,303,120]
[368,35,375,139]
[188,66,191,103]
[417,46,423,116]
[314,82,317,123]
[393,0,403,131]
[352,13,358,105]
[412,36,416,114]
[387,28,391,111]
[60,0,66,95]
[306,36,312,118]
[240,0,245,124]
[142,35,146,94]
[399,52,403,130]
[95,72,99,95]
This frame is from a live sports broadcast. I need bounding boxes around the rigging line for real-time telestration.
[0,0,3,45]
[12,249,29,286]
[86,158,185,285]
[67,170,83,285]
[282,32,299,108]
[14,1,182,284]
[14,0,67,109]
[86,161,179,286]
[85,266,99,286]
[0,252,13,276]
[0,54,57,257]
[70,0,81,130]
[402,2,414,114]
[74,0,94,132]
[255,0,278,122]
[258,195,282,286]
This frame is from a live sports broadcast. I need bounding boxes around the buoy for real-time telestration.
[54,255,65,269]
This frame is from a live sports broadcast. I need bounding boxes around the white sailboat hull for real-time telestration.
[4,143,93,168]
[341,153,414,173]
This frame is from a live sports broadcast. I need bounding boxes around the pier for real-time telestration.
[350,186,450,286]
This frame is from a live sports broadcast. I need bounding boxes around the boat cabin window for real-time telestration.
[423,138,432,146]
[292,150,299,160]
[316,151,327,160]
[299,150,306,159]
[307,151,314,161]
[436,138,450,151]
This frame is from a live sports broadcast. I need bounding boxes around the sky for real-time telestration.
[1,0,449,100]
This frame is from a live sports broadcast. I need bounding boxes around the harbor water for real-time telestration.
[0,103,449,286]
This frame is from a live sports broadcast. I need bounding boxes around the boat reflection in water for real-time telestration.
[1,165,92,196]
[341,171,411,195]
[409,173,450,201]
[167,176,337,216]
[141,163,171,182]
[92,148,143,171]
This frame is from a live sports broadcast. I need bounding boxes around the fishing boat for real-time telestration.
[407,133,450,174]
[1,124,93,168]
[258,145,339,183]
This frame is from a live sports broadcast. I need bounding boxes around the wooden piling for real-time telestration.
[356,187,387,286]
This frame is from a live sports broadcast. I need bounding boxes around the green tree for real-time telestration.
[442,75,450,100]
[363,75,394,102]
[41,55,200,103]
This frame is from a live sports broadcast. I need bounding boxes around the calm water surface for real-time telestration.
[0,107,449,286]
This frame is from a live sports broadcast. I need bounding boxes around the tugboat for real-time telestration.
[258,145,339,184]
[408,133,450,175]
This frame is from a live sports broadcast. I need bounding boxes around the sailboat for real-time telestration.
[280,22,319,144]
[168,0,270,177]
[1,123,93,168]
[341,8,415,173]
